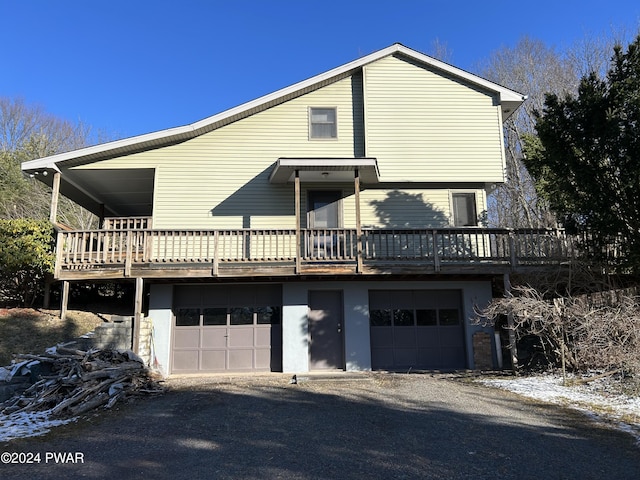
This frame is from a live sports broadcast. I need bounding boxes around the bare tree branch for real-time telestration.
[477,263,640,375]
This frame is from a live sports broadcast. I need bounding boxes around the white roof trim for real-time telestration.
[269,158,380,184]
[22,43,525,172]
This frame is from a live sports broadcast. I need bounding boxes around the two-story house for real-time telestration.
[23,43,568,376]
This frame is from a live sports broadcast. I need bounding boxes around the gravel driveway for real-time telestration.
[2,373,639,479]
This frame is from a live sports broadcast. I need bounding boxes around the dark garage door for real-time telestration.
[369,290,466,370]
[171,285,282,373]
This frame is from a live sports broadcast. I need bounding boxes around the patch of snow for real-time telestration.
[0,410,76,442]
[481,373,640,444]
[0,367,12,382]
[1,360,40,382]
[117,349,143,364]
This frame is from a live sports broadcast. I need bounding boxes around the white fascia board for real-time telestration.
[392,44,526,103]
[277,157,379,168]
[269,158,380,183]
[21,125,190,172]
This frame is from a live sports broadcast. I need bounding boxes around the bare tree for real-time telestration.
[478,262,640,378]
[0,97,95,154]
[477,29,638,229]
[428,37,454,63]
[0,97,105,228]
[478,37,578,228]
[567,27,634,78]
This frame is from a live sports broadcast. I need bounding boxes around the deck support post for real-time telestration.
[124,231,132,277]
[133,277,144,354]
[49,171,61,224]
[295,170,301,273]
[54,231,63,279]
[43,277,52,309]
[60,280,70,321]
[432,230,441,272]
[508,231,517,270]
[503,273,518,372]
[98,204,105,229]
[212,230,219,276]
[354,168,363,273]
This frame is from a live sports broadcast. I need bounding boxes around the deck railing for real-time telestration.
[55,227,577,277]
[103,216,152,230]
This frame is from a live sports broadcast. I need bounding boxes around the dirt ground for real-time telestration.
[0,308,104,366]
[2,373,640,479]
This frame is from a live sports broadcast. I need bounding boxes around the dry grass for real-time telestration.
[0,308,104,366]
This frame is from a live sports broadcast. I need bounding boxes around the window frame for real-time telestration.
[450,191,479,227]
[308,107,338,140]
[175,305,282,327]
[307,190,343,228]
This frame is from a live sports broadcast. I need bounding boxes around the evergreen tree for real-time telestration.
[524,34,640,271]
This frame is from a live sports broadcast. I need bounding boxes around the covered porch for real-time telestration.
[49,157,576,281]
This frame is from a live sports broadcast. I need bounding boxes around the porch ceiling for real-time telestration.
[60,168,155,217]
[269,158,380,184]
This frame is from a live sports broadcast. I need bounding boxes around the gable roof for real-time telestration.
[22,43,526,173]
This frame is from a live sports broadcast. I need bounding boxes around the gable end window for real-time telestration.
[452,193,478,227]
[309,107,337,139]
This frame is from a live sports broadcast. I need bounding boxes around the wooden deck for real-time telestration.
[54,227,577,280]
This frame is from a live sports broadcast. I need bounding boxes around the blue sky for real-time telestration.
[1,1,639,140]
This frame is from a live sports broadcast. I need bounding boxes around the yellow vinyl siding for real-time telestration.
[73,78,357,229]
[356,188,485,228]
[69,56,497,230]
[299,187,482,229]
[360,188,453,227]
[364,55,505,182]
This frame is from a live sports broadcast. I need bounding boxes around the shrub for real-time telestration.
[0,219,54,306]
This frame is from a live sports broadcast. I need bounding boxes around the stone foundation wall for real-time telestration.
[473,331,493,370]
[68,315,155,367]
[73,315,133,352]
[137,316,152,367]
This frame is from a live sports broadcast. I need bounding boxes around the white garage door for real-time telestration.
[369,290,466,370]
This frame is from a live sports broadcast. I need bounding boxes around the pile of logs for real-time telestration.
[1,347,163,418]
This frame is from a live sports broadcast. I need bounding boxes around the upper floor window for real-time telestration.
[309,107,337,139]
[452,192,478,227]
